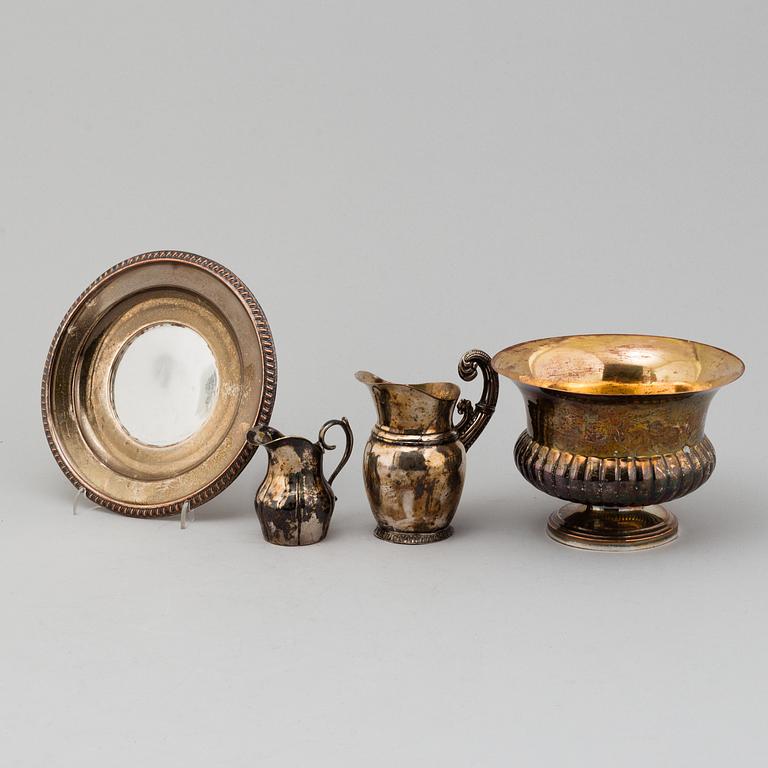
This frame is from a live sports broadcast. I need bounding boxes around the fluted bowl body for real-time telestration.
[493,335,744,509]
[513,386,717,506]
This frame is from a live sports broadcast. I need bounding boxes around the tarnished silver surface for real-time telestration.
[492,334,744,550]
[356,349,498,544]
[41,251,277,517]
[374,527,454,544]
[248,419,353,546]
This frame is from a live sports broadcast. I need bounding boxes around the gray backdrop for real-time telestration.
[1,2,766,766]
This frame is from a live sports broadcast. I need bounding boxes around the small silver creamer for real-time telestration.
[248,419,353,546]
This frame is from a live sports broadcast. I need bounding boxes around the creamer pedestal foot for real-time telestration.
[374,526,453,545]
[547,504,678,551]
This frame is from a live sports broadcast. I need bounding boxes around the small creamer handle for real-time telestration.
[454,349,499,451]
[318,417,354,486]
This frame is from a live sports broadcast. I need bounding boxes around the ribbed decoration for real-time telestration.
[514,431,716,507]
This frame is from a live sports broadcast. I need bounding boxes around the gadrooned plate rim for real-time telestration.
[41,250,277,517]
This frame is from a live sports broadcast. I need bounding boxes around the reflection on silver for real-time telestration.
[112,323,219,446]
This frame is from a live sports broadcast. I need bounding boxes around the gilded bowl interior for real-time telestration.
[492,334,744,396]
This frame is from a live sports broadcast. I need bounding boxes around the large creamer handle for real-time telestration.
[454,349,499,451]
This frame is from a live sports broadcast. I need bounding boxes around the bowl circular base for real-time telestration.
[547,504,678,551]
[374,526,453,545]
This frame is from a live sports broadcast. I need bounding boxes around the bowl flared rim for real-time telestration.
[491,333,745,396]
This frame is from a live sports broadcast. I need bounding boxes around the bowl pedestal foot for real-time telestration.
[546,504,678,551]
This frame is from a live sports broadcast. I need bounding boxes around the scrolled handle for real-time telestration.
[454,349,499,451]
[318,417,354,486]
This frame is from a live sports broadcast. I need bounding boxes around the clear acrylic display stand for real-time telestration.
[180,500,195,529]
[71,487,193,529]
[72,487,86,515]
